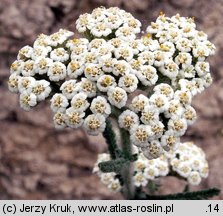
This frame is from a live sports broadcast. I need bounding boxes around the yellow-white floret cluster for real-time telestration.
[8,7,215,160]
[94,141,208,193]
[167,141,209,185]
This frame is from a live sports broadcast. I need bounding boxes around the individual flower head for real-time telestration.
[149,93,169,113]
[195,61,210,77]
[79,78,97,98]
[32,80,51,101]
[161,130,180,151]
[97,45,112,59]
[71,92,90,112]
[137,65,158,86]
[168,115,187,137]
[118,74,138,93]
[50,47,69,62]
[123,17,141,34]
[141,105,159,125]
[141,140,163,159]
[188,171,202,185]
[134,158,147,172]
[31,46,49,60]
[47,62,67,82]
[65,107,85,128]
[19,92,37,111]
[174,52,192,69]
[150,121,165,140]
[129,39,145,55]
[174,90,192,106]
[182,105,197,125]
[106,13,123,30]
[159,41,176,55]
[35,57,53,75]
[115,26,136,41]
[153,83,174,100]
[48,29,74,47]
[17,45,33,60]
[131,94,149,113]
[107,179,122,193]
[83,114,106,135]
[99,57,114,73]
[10,60,24,75]
[84,63,103,81]
[159,59,179,79]
[100,173,116,185]
[91,22,112,37]
[53,112,67,129]
[90,96,111,116]
[193,78,205,94]
[18,77,36,94]
[118,109,139,130]
[141,36,159,51]
[130,124,153,147]
[143,166,159,180]
[113,60,130,76]
[71,45,88,60]
[97,75,117,92]
[179,65,196,79]
[22,60,35,77]
[203,73,213,88]
[108,38,123,49]
[60,80,79,100]
[153,51,168,67]
[193,46,209,61]
[179,79,197,96]
[134,172,147,187]
[67,60,85,79]
[88,38,107,50]
[8,74,21,93]
[33,33,52,50]
[83,51,98,64]
[107,87,127,109]
[129,59,143,75]
[76,13,91,33]
[176,38,192,52]
[114,45,134,62]
[50,93,69,112]
[164,99,184,118]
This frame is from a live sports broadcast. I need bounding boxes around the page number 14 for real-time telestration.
[207,204,219,213]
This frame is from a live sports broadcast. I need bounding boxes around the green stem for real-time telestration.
[120,128,135,199]
[102,119,118,160]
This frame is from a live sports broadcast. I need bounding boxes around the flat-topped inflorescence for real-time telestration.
[8,8,215,160]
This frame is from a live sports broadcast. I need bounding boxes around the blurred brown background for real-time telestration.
[0,0,223,199]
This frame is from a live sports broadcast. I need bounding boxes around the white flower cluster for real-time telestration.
[94,141,208,192]
[8,8,215,159]
[146,12,215,94]
[121,83,197,159]
[8,29,74,111]
[76,7,141,39]
[132,146,169,188]
[166,141,209,185]
[93,150,169,192]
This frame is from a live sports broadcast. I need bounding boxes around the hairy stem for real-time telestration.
[102,119,118,160]
[120,129,135,199]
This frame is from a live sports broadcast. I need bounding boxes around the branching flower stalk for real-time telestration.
[8,7,219,199]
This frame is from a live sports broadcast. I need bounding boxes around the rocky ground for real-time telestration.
[0,0,223,199]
